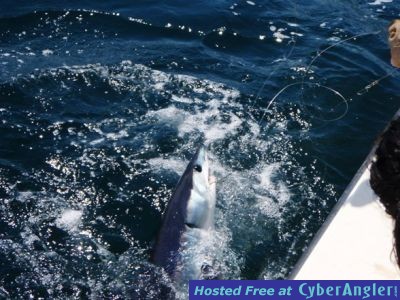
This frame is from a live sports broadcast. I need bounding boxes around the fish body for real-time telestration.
[152,146,216,281]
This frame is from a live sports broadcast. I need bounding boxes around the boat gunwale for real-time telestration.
[289,108,400,279]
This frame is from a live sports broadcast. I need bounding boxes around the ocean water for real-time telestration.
[1,0,400,298]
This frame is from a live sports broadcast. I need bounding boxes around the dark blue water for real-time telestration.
[1,0,400,298]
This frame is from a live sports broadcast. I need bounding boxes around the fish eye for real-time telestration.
[194,165,202,172]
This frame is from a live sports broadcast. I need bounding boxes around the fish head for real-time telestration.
[184,145,216,230]
[191,145,211,190]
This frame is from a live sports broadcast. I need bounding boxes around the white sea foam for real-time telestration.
[20,227,40,246]
[171,95,194,103]
[327,36,341,42]
[16,191,34,202]
[368,0,392,5]
[55,209,83,231]
[42,49,54,56]
[105,129,129,140]
[254,164,291,217]
[273,30,290,43]
[147,157,187,175]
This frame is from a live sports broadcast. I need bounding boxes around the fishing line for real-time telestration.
[256,29,382,125]
[212,39,298,185]
[355,68,397,96]
[220,30,383,191]
[249,39,297,115]
[298,30,381,122]
[208,30,385,198]
[257,81,349,125]
[211,30,359,183]
[301,30,382,89]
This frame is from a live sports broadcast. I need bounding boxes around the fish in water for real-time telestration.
[152,145,217,282]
